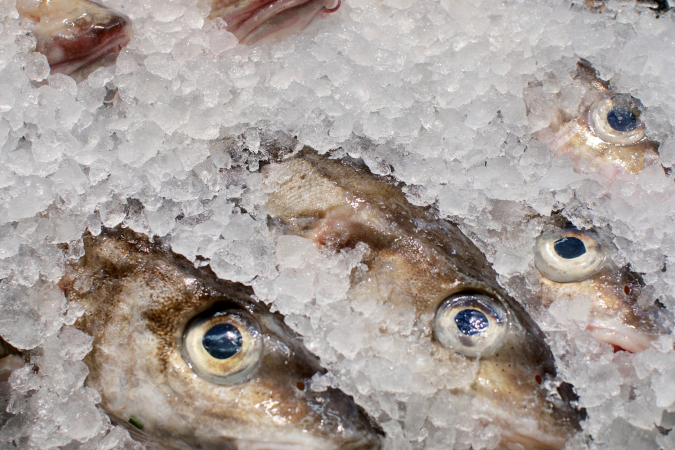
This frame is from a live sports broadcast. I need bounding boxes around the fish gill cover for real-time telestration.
[0,0,674,449]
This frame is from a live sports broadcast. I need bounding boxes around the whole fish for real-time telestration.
[209,0,340,45]
[262,150,583,450]
[533,223,661,353]
[17,0,132,82]
[59,227,383,450]
[525,60,659,180]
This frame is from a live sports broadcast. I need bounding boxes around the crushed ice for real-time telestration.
[0,0,675,448]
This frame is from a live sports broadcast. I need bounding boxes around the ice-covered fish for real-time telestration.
[209,0,340,45]
[59,227,383,450]
[262,150,583,450]
[533,223,661,353]
[525,60,659,180]
[17,0,132,82]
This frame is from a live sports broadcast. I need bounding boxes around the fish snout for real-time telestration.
[301,381,384,450]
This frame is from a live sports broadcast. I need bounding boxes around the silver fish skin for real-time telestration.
[17,0,132,82]
[208,0,340,45]
[525,60,659,180]
[262,150,583,450]
[59,227,383,450]
[533,223,662,353]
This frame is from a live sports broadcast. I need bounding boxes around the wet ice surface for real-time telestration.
[1,0,675,448]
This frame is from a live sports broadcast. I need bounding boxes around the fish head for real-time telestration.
[263,151,583,449]
[534,224,661,353]
[528,60,659,179]
[17,0,132,82]
[209,0,340,45]
[60,227,383,450]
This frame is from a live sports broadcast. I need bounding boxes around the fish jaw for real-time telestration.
[498,428,570,450]
[62,228,382,450]
[536,265,659,353]
[587,319,655,353]
[17,0,132,82]
[209,0,340,45]
[263,150,583,448]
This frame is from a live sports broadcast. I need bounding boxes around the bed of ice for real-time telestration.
[1,0,675,448]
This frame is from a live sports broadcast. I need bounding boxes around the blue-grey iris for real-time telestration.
[607,108,637,132]
[455,309,489,336]
[202,323,243,359]
[553,237,586,259]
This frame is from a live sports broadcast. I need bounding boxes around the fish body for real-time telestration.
[59,227,383,450]
[17,0,132,82]
[209,0,340,45]
[533,224,661,353]
[262,151,583,450]
[526,61,659,180]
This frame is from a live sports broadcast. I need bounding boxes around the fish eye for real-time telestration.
[182,308,263,385]
[534,228,606,283]
[433,292,508,357]
[588,95,646,146]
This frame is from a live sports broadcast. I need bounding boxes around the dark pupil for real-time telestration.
[202,323,243,359]
[455,309,489,337]
[554,237,586,259]
[607,108,637,132]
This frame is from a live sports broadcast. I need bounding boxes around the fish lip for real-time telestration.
[587,320,656,353]
[232,0,339,45]
[49,33,130,77]
[45,13,132,79]
[499,427,570,450]
[232,432,383,450]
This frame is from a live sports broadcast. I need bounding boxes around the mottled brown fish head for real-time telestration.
[534,222,663,353]
[526,60,659,179]
[60,227,383,450]
[263,150,584,449]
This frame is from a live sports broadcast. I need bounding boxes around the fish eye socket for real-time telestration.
[534,228,606,283]
[183,308,263,385]
[588,95,646,146]
[433,292,508,357]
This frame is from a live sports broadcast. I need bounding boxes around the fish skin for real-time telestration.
[262,150,584,450]
[533,223,661,353]
[208,0,340,45]
[17,0,132,82]
[0,336,23,383]
[59,227,383,450]
[526,60,659,180]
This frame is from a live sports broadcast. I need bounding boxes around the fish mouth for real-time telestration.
[46,15,132,80]
[587,319,655,353]
[218,0,341,45]
[499,428,570,450]
[232,435,380,450]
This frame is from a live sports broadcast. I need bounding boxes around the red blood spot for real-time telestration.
[535,374,542,384]
[624,285,631,296]
[612,344,630,353]
[296,381,305,391]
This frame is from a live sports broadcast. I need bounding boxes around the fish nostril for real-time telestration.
[535,374,542,384]
[296,381,305,391]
